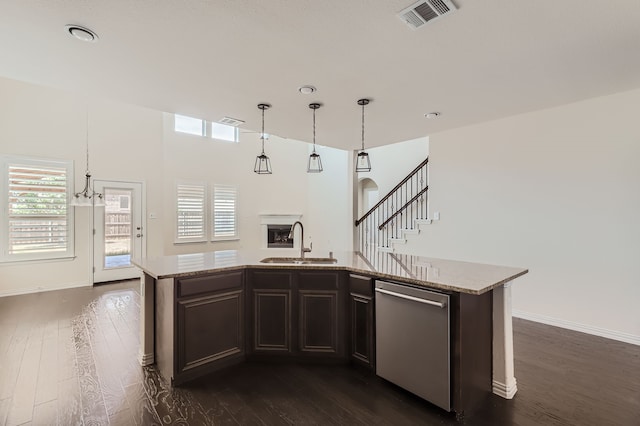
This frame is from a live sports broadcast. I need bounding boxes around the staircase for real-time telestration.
[355,158,430,256]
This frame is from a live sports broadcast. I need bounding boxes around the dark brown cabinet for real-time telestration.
[253,288,292,352]
[177,289,243,374]
[247,269,345,359]
[348,274,375,369]
[247,270,294,355]
[156,270,245,385]
[298,271,345,358]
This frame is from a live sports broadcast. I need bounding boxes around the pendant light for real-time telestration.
[254,103,273,174]
[71,109,104,207]
[355,98,371,172]
[307,103,323,173]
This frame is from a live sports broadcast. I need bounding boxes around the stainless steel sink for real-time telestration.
[260,257,338,265]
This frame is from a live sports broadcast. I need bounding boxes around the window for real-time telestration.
[175,182,206,242]
[212,185,238,240]
[175,114,205,136]
[211,122,239,143]
[1,155,74,262]
[174,114,240,143]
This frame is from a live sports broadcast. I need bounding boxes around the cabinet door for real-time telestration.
[299,290,339,355]
[252,288,292,353]
[177,289,244,378]
[349,274,375,369]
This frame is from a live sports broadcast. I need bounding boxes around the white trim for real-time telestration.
[138,350,154,366]
[492,379,518,399]
[259,214,302,249]
[0,279,91,298]
[513,309,640,346]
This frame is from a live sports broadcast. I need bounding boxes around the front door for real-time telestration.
[93,180,144,283]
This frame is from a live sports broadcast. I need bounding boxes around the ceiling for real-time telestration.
[1,0,640,150]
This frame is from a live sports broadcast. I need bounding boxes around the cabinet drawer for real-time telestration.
[177,270,243,298]
[249,270,293,289]
[349,274,373,296]
[299,271,340,290]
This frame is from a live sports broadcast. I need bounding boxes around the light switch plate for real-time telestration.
[434,211,440,220]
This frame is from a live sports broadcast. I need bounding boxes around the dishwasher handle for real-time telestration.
[375,288,447,309]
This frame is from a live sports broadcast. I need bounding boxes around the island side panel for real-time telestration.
[139,272,156,366]
[155,277,176,384]
[451,291,492,418]
[492,282,517,398]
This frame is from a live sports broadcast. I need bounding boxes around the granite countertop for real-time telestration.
[132,250,528,295]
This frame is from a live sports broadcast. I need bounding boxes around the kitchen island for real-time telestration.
[133,250,527,418]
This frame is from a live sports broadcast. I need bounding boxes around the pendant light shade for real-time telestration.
[254,103,273,174]
[307,103,323,173]
[71,109,104,207]
[355,98,371,172]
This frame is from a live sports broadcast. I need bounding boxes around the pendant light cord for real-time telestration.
[260,107,266,154]
[312,107,317,153]
[85,109,90,174]
[361,101,365,151]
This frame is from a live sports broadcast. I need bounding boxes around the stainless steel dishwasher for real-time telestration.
[375,280,451,411]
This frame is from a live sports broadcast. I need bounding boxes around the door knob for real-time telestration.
[136,233,143,238]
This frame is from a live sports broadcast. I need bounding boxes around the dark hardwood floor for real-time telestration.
[0,280,638,425]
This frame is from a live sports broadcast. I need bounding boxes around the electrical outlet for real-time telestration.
[434,211,440,220]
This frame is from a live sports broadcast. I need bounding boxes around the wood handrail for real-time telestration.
[377,186,428,230]
[355,157,428,226]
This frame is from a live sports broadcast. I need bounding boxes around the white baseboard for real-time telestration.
[0,280,91,298]
[138,350,154,366]
[513,310,640,346]
[492,379,517,399]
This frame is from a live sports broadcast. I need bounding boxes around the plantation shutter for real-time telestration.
[176,182,206,242]
[2,156,74,261]
[212,185,237,240]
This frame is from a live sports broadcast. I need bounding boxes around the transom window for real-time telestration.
[174,114,239,142]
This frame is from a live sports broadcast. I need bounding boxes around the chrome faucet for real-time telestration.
[289,221,312,259]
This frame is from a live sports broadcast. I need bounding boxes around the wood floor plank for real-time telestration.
[72,313,109,425]
[31,400,57,426]
[87,299,130,417]
[56,322,77,382]
[34,335,58,405]
[57,377,82,426]
[0,398,11,426]
[5,324,43,426]
[123,382,162,426]
[143,366,215,426]
[0,322,30,400]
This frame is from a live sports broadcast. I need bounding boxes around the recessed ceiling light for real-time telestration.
[65,25,98,43]
[298,85,316,95]
[424,112,441,119]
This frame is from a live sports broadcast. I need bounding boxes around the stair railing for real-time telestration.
[355,157,428,256]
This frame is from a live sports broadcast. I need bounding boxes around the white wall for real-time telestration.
[398,89,640,344]
[358,137,429,198]
[306,144,352,255]
[0,77,353,295]
[0,78,164,295]
[161,113,312,255]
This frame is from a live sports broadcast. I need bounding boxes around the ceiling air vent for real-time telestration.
[218,116,245,126]
[398,0,457,30]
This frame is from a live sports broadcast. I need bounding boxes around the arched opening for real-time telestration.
[357,177,379,219]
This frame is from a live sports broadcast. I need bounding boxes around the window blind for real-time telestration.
[213,185,237,239]
[2,156,73,261]
[176,183,206,241]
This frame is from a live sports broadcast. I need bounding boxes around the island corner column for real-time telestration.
[139,272,156,366]
[492,281,517,398]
